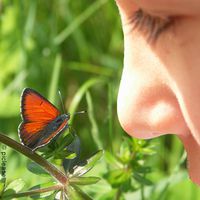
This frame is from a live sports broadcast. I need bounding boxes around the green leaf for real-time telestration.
[57,132,75,152]
[105,169,131,188]
[63,134,81,173]
[2,189,16,200]
[132,139,147,152]
[120,179,134,193]
[69,176,101,185]
[54,149,76,160]
[140,147,156,155]
[65,152,77,159]
[133,173,153,185]
[6,179,25,193]
[55,191,68,200]
[104,151,123,168]
[2,179,25,199]
[0,177,6,195]
[27,162,50,177]
[71,150,103,177]
[136,166,152,174]
[67,185,93,200]
[29,182,56,199]
[119,140,131,164]
[40,131,75,159]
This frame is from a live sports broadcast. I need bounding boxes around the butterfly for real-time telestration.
[18,88,70,151]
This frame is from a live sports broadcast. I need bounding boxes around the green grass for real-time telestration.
[0,0,199,199]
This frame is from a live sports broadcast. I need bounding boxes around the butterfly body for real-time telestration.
[49,114,69,133]
[18,88,70,151]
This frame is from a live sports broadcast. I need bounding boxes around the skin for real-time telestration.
[115,0,200,185]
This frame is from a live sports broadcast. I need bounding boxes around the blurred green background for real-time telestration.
[0,0,200,199]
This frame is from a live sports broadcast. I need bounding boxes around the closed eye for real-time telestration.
[129,9,174,43]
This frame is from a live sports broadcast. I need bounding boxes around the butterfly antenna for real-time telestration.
[74,110,87,115]
[58,90,65,114]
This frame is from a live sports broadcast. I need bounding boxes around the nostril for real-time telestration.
[117,86,189,139]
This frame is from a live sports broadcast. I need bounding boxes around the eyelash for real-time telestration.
[130,9,174,42]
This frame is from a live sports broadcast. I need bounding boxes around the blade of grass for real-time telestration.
[20,0,37,68]
[108,83,113,152]
[68,78,106,123]
[64,4,89,60]
[54,0,108,45]
[67,61,114,77]
[48,54,62,103]
[23,0,37,44]
[86,91,102,149]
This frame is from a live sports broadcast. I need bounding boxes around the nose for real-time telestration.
[117,60,189,139]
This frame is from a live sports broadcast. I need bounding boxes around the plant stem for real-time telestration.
[115,188,121,200]
[108,82,113,153]
[48,53,62,103]
[0,133,68,185]
[141,184,145,200]
[3,184,62,198]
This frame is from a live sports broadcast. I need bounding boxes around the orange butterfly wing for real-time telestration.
[18,88,61,149]
[33,118,68,147]
[21,88,60,122]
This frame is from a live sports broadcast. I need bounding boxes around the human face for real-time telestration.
[116,0,200,185]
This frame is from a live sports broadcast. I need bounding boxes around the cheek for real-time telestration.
[117,61,189,139]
